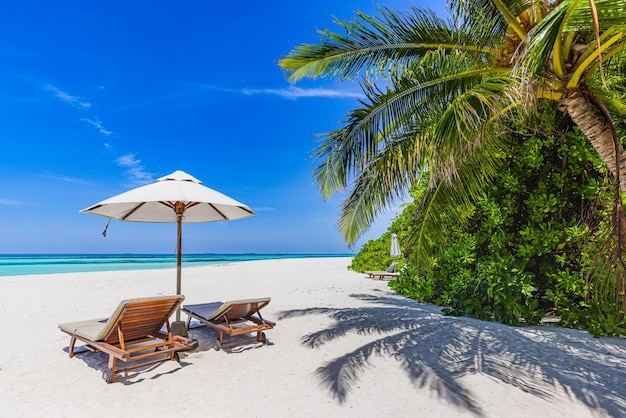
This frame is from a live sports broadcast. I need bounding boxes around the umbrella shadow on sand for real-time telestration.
[278,290,626,417]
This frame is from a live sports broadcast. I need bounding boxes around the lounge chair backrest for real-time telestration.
[208,297,271,322]
[95,295,184,343]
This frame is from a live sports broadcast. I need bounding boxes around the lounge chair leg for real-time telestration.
[69,336,76,358]
[215,332,223,351]
[107,356,117,384]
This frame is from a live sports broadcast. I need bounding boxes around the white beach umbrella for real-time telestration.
[390,234,401,258]
[81,170,256,320]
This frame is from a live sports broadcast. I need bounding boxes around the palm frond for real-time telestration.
[429,72,512,184]
[585,193,626,324]
[336,127,428,245]
[514,0,571,75]
[329,71,512,245]
[409,132,508,271]
[312,49,508,200]
[568,32,626,88]
[279,7,488,83]
[448,0,531,40]
[517,0,626,78]
[564,0,626,31]
[586,76,626,119]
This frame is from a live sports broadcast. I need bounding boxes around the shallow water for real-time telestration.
[0,253,352,276]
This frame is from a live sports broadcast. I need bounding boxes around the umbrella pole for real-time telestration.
[176,204,184,322]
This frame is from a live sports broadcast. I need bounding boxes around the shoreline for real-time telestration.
[0,253,354,277]
[1,257,625,417]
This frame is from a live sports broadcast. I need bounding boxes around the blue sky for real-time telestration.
[0,1,446,254]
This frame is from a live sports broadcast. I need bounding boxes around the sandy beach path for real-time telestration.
[0,257,624,417]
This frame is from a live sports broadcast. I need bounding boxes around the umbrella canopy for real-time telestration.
[81,170,256,320]
[390,234,401,258]
[82,170,254,223]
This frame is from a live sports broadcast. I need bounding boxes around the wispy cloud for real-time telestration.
[199,83,364,100]
[45,83,91,109]
[82,118,113,136]
[0,199,22,205]
[44,83,114,142]
[116,154,154,184]
[241,86,364,100]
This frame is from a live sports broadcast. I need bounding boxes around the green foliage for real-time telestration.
[390,263,438,301]
[384,113,626,335]
[350,235,397,272]
[350,191,417,272]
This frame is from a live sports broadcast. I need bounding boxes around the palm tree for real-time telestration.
[278,1,626,317]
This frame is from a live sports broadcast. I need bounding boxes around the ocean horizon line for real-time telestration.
[0,253,355,277]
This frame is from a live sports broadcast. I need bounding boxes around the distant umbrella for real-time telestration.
[389,234,401,273]
[80,170,256,320]
[390,234,401,259]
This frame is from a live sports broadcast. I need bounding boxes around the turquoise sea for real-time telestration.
[0,254,353,276]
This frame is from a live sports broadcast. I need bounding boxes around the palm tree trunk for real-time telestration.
[559,89,626,191]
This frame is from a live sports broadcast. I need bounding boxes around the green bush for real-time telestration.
[350,234,397,272]
[379,115,626,335]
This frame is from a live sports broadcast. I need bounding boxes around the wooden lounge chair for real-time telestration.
[364,271,399,279]
[59,295,191,383]
[365,261,399,280]
[182,297,275,351]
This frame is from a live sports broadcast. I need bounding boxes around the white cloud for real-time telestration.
[82,118,113,136]
[45,83,91,108]
[199,83,364,100]
[116,154,153,184]
[241,86,365,100]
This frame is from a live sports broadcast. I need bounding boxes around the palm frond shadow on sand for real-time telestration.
[278,291,626,417]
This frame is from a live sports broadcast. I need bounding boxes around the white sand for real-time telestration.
[0,257,625,417]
